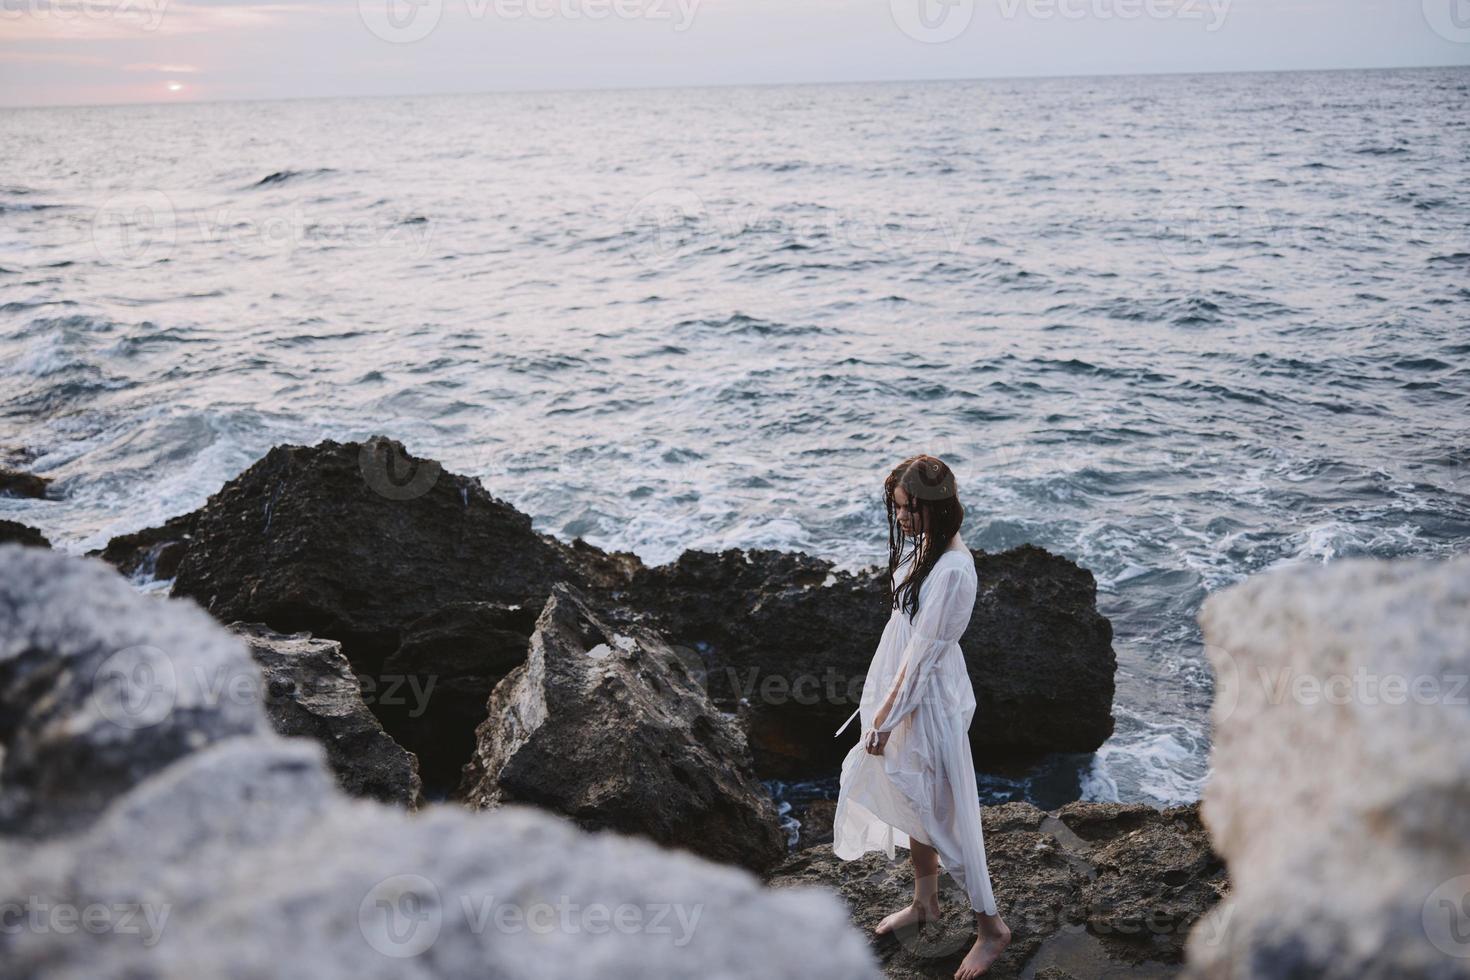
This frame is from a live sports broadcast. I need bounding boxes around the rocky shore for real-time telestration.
[80,435,1118,804]
[0,436,1241,978]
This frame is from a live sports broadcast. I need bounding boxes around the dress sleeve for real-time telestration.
[872,563,976,735]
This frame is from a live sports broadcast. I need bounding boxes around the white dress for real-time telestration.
[830,534,999,916]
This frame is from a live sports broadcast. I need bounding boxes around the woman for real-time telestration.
[830,455,1011,980]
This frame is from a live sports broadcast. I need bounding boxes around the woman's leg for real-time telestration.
[955,909,1011,979]
[873,838,942,935]
[909,838,941,910]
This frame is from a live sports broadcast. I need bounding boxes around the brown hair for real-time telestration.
[884,454,964,622]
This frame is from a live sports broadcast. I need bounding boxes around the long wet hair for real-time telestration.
[885,454,964,622]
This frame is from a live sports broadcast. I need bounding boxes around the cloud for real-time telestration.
[122,61,201,70]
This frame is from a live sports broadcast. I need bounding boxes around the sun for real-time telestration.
[166,80,186,94]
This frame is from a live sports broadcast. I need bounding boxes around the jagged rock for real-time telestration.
[228,622,424,809]
[0,467,50,499]
[599,543,1116,779]
[1185,555,1470,979]
[0,547,882,980]
[87,511,195,580]
[0,520,49,549]
[766,801,1224,979]
[0,546,266,837]
[460,581,787,874]
[377,600,537,797]
[166,436,588,663]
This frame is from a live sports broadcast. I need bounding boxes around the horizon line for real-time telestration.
[3,58,1467,112]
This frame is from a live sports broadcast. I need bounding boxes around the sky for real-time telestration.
[2,0,1469,107]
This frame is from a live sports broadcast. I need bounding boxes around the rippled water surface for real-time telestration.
[2,67,1467,806]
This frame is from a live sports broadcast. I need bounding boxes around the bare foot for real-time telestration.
[874,899,941,936]
[954,917,1010,979]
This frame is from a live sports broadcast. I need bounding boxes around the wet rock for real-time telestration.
[0,545,266,837]
[167,436,588,664]
[228,622,424,809]
[377,600,537,797]
[0,520,49,549]
[460,580,788,874]
[0,548,882,980]
[87,511,195,581]
[601,543,1116,779]
[1185,554,1470,979]
[794,799,838,850]
[0,467,50,499]
[766,801,1223,979]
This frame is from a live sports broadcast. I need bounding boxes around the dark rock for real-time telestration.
[167,436,589,665]
[598,543,1116,779]
[87,511,195,581]
[377,600,537,796]
[0,547,883,980]
[795,799,838,850]
[969,546,1117,757]
[228,622,424,809]
[764,801,1223,979]
[0,467,50,499]
[460,580,788,874]
[0,545,266,837]
[1082,804,1228,966]
[0,520,49,549]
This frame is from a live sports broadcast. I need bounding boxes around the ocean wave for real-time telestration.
[247,168,340,189]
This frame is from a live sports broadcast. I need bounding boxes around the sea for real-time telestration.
[2,66,1466,810]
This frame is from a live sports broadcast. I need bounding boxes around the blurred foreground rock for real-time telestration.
[0,545,883,980]
[1185,554,1470,979]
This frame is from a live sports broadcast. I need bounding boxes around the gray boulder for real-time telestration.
[460,581,788,874]
[0,545,884,980]
[1185,554,1470,979]
[0,546,265,837]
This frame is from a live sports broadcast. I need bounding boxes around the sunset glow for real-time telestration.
[1,0,1467,107]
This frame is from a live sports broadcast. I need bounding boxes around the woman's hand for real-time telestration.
[864,729,890,756]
